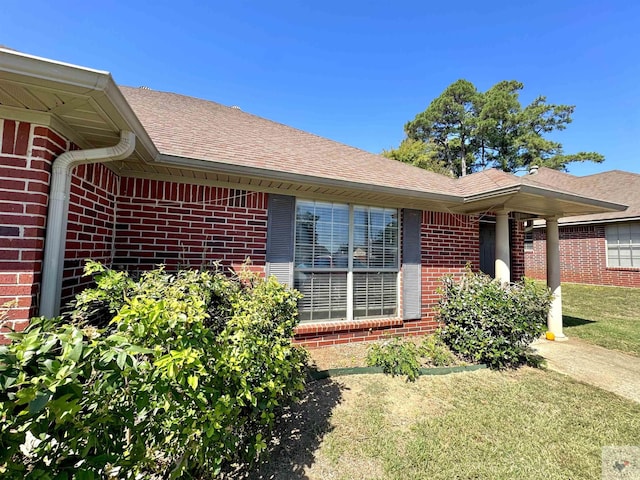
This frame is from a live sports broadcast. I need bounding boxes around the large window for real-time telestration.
[606,222,640,267]
[294,200,399,322]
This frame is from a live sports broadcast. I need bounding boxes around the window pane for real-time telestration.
[295,202,317,266]
[333,205,349,224]
[295,201,349,269]
[295,244,313,267]
[617,224,630,240]
[607,247,620,267]
[619,255,633,267]
[353,272,397,319]
[606,225,619,245]
[295,272,347,322]
[314,203,334,223]
[352,206,398,269]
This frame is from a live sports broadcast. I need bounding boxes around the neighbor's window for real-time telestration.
[294,200,399,322]
[606,222,640,267]
[524,220,534,252]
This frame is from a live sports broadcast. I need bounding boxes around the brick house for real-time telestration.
[525,168,640,288]
[0,49,627,345]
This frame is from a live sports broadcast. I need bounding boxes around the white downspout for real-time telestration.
[40,130,136,318]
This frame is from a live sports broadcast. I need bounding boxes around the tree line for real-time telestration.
[383,79,603,177]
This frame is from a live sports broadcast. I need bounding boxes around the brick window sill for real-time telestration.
[606,267,640,272]
[295,318,404,336]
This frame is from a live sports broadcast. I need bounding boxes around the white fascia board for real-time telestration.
[157,153,464,205]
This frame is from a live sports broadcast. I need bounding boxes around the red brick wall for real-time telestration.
[421,211,480,321]
[0,121,122,338]
[0,121,61,334]
[525,228,547,280]
[62,163,120,304]
[524,224,640,287]
[114,179,268,274]
[0,123,505,346]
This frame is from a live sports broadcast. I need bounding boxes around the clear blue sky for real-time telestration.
[2,0,638,175]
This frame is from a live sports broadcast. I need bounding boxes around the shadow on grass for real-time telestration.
[246,376,344,479]
[563,315,597,327]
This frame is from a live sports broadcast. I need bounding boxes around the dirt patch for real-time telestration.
[307,342,373,370]
[307,334,462,371]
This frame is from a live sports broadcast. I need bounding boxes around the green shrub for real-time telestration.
[0,262,308,479]
[437,269,552,369]
[366,337,422,381]
[366,334,458,382]
[419,334,457,367]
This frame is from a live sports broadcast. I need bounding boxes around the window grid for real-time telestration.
[606,222,640,268]
[294,200,399,322]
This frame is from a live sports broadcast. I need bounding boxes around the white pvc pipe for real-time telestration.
[40,131,135,318]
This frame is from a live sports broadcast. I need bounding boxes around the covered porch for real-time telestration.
[451,175,628,340]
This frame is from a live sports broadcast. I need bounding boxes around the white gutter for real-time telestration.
[0,47,110,91]
[40,131,136,318]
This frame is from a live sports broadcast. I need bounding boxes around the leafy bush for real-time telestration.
[366,334,459,381]
[437,269,552,369]
[367,337,422,381]
[0,262,308,479]
[420,334,457,367]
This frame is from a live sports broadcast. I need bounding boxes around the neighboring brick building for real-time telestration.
[0,49,627,344]
[525,168,640,288]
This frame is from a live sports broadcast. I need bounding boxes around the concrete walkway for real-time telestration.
[532,338,640,403]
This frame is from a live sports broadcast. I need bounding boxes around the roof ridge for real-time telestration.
[581,169,640,179]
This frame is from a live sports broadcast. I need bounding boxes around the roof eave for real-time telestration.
[0,48,110,91]
[157,153,464,207]
[0,48,158,161]
[518,184,628,213]
[462,185,521,203]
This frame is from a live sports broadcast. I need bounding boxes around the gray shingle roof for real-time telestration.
[531,168,640,223]
[120,86,461,198]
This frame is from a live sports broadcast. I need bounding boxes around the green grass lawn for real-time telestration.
[254,368,640,479]
[562,283,640,356]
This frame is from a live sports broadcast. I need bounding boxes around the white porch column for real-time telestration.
[495,211,511,284]
[546,217,567,340]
